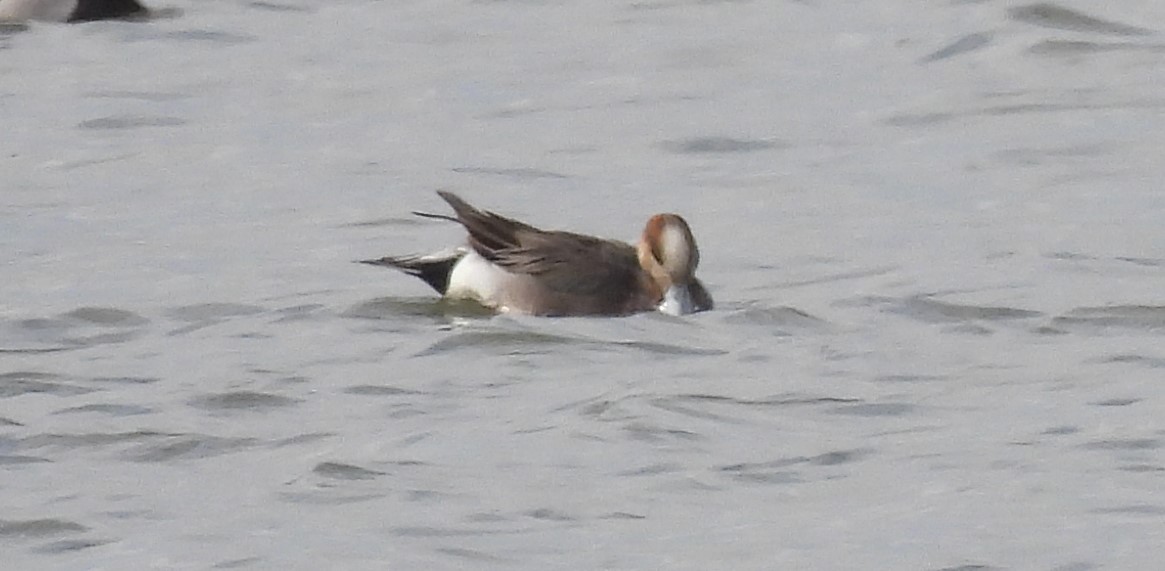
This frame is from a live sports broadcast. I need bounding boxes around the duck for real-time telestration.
[361,191,712,317]
[0,0,148,23]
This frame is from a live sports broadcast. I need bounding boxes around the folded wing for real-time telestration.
[436,191,648,298]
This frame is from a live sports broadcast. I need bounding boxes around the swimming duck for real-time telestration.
[0,0,148,22]
[361,191,712,316]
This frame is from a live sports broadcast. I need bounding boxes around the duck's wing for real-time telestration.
[437,191,541,258]
[492,231,648,297]
[438,191,650,298]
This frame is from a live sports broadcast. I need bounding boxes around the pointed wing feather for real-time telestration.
[438,191,649,298]
[437,191,539,258]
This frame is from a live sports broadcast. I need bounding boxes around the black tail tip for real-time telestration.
[358,258,393,267]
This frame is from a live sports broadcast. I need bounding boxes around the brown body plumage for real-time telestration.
[361,191,712,316]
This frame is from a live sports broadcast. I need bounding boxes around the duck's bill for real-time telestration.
[658,282,713,316]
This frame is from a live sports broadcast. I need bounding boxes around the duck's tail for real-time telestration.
[359,248,467,295]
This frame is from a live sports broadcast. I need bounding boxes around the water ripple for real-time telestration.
[1081,438,1161,451]
[1,307,150,351]
[168,303,266,322]
[1029,40,1165,56]
[451,166,570,179]
[1009,3,1154,36]
[1090,504,1165,516]
[344,297,493,321]
[1054,306,1165,332]
[829,403,916,417]
[123,434,260,462]
[247,1,313,12]
[188,391,302,412]
[32,538,110,554]
[52,404,153,416]
[78,115,186,130]
[0,519,86,538]
[312,462,386,481]
[0,372,97,398]
[922,32,993,63]
[861,295,1043,324]
[416,329,721,357]
[659,137,782,154]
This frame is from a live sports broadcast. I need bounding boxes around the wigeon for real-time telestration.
[361,191,713,317]
[0,0,148,22]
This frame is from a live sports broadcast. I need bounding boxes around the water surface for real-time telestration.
[3,1,1164,569]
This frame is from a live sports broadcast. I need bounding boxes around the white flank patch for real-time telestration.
[445,250,509,308]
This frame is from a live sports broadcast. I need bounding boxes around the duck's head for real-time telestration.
[637,213,711,315]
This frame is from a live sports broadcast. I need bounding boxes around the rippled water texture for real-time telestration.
[3,1,1165,569]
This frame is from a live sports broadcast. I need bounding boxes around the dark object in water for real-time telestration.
[68,0,147,22]
[0,0,149,23]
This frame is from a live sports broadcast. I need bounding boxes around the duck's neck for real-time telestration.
[637,241,673,300]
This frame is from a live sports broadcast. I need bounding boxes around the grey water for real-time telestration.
[3,1,1165,569]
